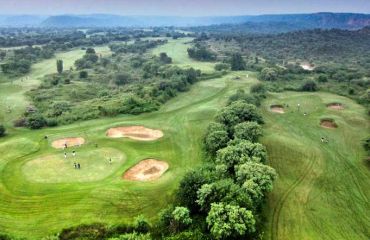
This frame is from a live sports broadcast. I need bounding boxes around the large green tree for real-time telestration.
[233,121,262,142]
[216,101,263,129]
[216,140,267,173]
[230,53,246,71]
[206,203,256,239]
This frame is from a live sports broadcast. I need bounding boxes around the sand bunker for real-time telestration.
[123,159,169,181]
[270,105,285,114]
[300,63,315,71]
[52,137,85,149]
[106,126,163,141]
[320,119,338,129]
[327,103,344,110]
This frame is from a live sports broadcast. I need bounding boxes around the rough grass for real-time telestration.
[151,37,216,73]
[262,92,370,240]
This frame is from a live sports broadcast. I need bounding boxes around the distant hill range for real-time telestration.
[0,13,369,30]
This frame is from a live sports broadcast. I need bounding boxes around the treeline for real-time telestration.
[109,39,168,54]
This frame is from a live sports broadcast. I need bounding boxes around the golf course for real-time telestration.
[0,37,369,239]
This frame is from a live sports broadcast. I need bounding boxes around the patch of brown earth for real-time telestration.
[270,105,285,114]
[106,126,163,141]
[123,159,169,181]
[320,119,338,129]
[327,103,344,110]
[51,137,85,149]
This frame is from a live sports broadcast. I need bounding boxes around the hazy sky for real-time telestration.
[1,0,370,16]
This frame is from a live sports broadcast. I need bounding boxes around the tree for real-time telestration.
[260,68,278,81]
[215,63,229,71]
[177,166,217,213]
[230,53,246,71]
[159,52,172,64]
[227,89,261,106]
[235,162,277,199]
[172,207,192,229]
[206,203,256,239]
[56,59,63,74]
[204,130,230,155]
[0,125,5,137]
[196,179,253,212]
[216,101,264,129]
[114,73,132,86]
[234,121,263,142]
[216,140,267,173]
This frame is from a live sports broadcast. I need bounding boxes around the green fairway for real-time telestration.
[262,92,370,240]
[0,70,257,238]
[151,37,216,73]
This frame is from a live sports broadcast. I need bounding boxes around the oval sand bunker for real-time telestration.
[123,159,169,181]
[106,126,163,141]
[327,103,344,110]
[320,119,338,129]
[52,137,85,149]
[270,105,285,114]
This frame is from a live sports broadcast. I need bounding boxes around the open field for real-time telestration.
[151,37,216,73]
[262,92,370,240]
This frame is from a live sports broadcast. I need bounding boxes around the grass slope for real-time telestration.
[262,92,370,240]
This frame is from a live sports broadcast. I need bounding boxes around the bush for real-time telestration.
[134,215,150,233]
[214,63,229,71]
[59,223,108,240]
[13,117,27,127]
[26,114,47,129]
[250,83,267,96]
[79,70,88,79]
[301,80,318,92]
[0,125,5,137]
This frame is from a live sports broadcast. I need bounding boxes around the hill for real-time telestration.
[0,13,369,29]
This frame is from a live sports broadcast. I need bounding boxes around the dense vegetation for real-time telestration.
[201,27,370,111]
[21,42,201,128]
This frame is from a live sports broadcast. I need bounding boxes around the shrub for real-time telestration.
[26,114,47,129]
[79,70,88,79]
[301,80,318,92]
[59,223,108,240]
[214,63,229,71]
[0,125,5,137]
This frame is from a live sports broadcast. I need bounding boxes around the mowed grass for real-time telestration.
[151,37,216,73]
[0,70,257,238]
[262,92,370,240]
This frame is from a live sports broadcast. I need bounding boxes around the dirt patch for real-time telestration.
[52,137,85,149]
[123,159,169,181]
[300,63,315,71]
[327,103,344,110]
[320,119,338,129]
[106,126,163,141]
[270,105,285,114]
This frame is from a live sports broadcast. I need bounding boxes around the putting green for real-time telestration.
[22,148,125,183]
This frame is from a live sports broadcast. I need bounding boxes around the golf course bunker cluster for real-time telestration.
[320,118,338,129]
[51,137,85,149]
[270,104,285,114]
[123,159,169,181]
[327,102,344,110]
[106,126,164,141]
